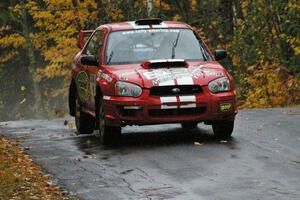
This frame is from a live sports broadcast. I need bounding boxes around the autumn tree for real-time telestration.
[0,0,299,120]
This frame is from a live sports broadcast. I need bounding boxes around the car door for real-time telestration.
[81,29,106,111]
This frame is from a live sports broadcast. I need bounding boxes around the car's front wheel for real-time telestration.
[212,120,234,139]
[74,95,95,134]
[181,122,198,130]
[96,99,121,145]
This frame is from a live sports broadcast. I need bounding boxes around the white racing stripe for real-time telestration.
[160,96,197,109]
[159,80,175,86]
[179,95,196,102]
[160,96,177,103]
[180,103,196,108]
[176,77,194,85]
[179,96,197,108]
[161,105,177,109]
[160,96,177,109]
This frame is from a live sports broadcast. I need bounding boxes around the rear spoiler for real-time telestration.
[77,30,94,49]
[141,59,188,68]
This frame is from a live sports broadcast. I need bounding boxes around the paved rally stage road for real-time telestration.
[1,108,300,200]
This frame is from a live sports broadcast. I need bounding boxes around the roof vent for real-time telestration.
[135,18,163,25]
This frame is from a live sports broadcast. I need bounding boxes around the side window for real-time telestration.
[83,30,105,61]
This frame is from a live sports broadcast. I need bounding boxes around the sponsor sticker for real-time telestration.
[76,71,89,100]
[220,103,232,112]
[202,70,224,77]
[142,68,191,86]
[122,29,179,35]
[97,70,112,82]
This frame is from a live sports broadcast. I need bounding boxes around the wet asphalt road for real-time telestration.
[1,108,300,200]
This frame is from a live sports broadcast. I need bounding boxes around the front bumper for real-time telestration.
[102,86,237,126]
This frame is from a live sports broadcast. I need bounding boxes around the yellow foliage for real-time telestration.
[0,51,17,63]
[241,64,300,108]
[154,0,170,11]
[0,33,26,49]
[173,14,182,22]
[190,0,197,11]
[110,9,124,21]
[294,46,300,56]
[27,0,98,97]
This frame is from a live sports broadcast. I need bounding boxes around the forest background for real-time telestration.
[0,0,299,121]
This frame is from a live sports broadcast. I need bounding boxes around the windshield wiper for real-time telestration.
[107,51,114,64]
[171,31,181,59]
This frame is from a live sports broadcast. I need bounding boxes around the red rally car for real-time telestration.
[69,19,238,144]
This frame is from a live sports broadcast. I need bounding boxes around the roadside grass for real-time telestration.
[0,137,73,200]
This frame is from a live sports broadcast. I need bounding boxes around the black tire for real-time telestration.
[74,95,95,134]
[181,122,198,130]
[212,120,234,139]
[69,80,76,117]
[96,99,121,145]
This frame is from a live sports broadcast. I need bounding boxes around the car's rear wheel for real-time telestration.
[96,99,121,145]
[181,122,198,130]
[212,120,234,139]
[75,95,95,134]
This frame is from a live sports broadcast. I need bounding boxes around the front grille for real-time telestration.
[149,85,202,96]
[149,106,206,117]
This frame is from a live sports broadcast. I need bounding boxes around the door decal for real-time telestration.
[76,71,89,101]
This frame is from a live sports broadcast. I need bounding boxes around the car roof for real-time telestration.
[99,20,192,32]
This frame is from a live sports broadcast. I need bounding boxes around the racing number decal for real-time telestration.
[76,71,89,101]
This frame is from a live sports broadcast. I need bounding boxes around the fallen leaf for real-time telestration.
[20,85,26,91]
[20,98,26,104]
[24,147,30,150]
[257,128,262,131]
[193,142,203,146]
[74,157,81,161]
[68,123,76,129]
[63,120,68,126]
[220,140,228,144]
[85,139,92,145]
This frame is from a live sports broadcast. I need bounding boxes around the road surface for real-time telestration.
[1,108,300,200]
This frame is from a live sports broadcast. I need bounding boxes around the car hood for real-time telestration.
[102,61,228,89]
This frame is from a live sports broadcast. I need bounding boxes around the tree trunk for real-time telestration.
[147,0,153,17]
[96,0,108,24]
[174,0,190,22]
[219,0,234,36]
[20,0,42,117]
[234,0,244,20]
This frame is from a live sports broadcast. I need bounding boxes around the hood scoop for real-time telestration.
[141,59,188,68]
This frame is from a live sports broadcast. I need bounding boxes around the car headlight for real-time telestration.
[115,81,142,97]
[208,77,230,93]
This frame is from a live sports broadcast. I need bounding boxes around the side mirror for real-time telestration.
[215,49,227,61]
[77,30,94,49]
[81,55,99,66]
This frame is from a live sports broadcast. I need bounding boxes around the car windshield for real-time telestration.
[105,28,212,65]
